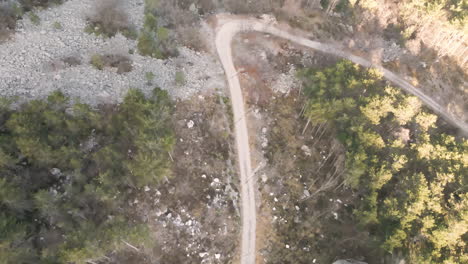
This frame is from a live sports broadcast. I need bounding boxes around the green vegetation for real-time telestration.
[53,21,62,30]
[145,72,155,85]
[28,12,40,25]
[0,88,174,263]
[137,2,178,59]
[90,54,104,70]
[89,54,133,74]
[175,71,186,86]
[298,60,467,263]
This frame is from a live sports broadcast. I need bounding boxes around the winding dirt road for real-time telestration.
[214,16,468,264]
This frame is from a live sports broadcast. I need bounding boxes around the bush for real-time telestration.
[90,54,133,74]
[137,3,179,59]
[175,71,186,86]
[86,0,135,38]
[145,72,155,85]
[90,54,104,70]
[52,21,62,29]
[28,12,40,25]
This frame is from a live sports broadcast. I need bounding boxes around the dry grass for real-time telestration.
[87,0,134,38]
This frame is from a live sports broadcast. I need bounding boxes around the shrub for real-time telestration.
[90,54,133,74]
[90,54,104,70]
[53,21,62,29]
[145,72,155,85]
[175,71,186,86]
[137,30,159,57]
[137,3,179,59]
[29,12,40,25]
[86,0,134,38]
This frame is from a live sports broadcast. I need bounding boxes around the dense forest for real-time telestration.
[0,88,174,263]
[298,60,467,263]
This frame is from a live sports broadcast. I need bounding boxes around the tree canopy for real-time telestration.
[0,88,174,263]
[299,60,467,263]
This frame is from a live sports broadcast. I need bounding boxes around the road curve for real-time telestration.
[214,16,468,264]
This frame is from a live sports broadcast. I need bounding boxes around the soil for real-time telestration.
[127,94,241,264]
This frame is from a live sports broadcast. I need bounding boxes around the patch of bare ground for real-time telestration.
[126,94,240,264]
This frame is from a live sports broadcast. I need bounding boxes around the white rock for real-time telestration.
[301,145,312,156]
[189,3,198,13]
[285,244,290,249]
[215,254,221,259]
[50,168,61,176]
[199,252,208,258]
[332,212,338,220]
[144,186,150,192]
[187,120,195,128]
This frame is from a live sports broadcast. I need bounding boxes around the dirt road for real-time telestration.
[215,16,468,264]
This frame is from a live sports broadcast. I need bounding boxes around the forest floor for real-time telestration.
[129,94,241,263]
[2,1,466,263]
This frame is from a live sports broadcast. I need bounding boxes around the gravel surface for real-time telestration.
[0,0,226,105]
